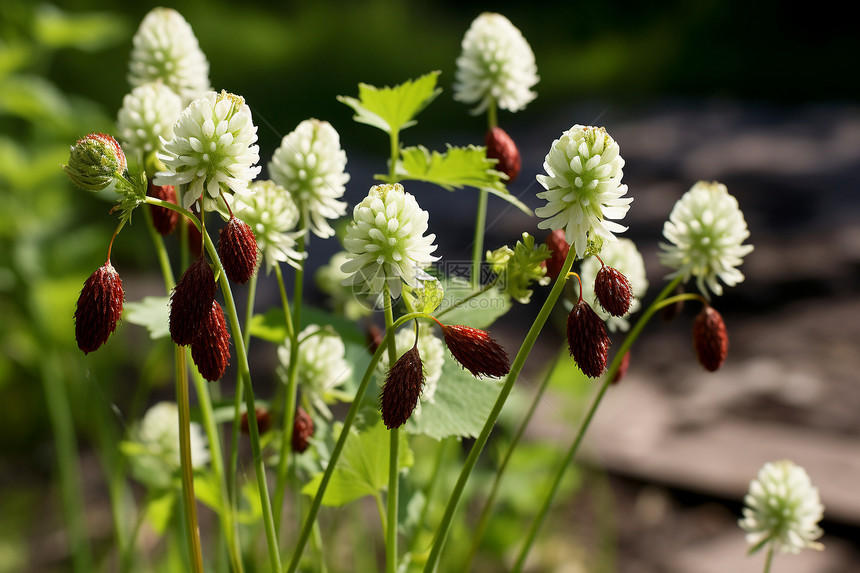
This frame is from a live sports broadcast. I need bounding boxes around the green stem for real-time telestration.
[470,189,489,291]
[175,347,205,573]
[762,545,774,573]
[487,98,498,130]
[464,350,563,570]
[511,276,685,572]
[145,202,244,572]
[383,282,399,573]
[202,231,283,573]
[375,493,388,534]
[274,229,305,534]
[228,271,257,503]
[286,312,431,572]
[388,130,400,183]
[406,438,450,559]
[422,247,579,573]
[41,356,93,573]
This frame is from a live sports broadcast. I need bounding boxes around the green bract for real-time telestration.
[486,233,550,304]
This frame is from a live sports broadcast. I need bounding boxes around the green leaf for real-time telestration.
[301,416,413,507]
[145,490,176,534]
[394,145,532,215]
[249,305,365,346]
[33,5,129,51]
[405,355,502,440]
[124,296,170,340]
[436,276,511,329]
[404,277,444,315]
[337,71,441,135]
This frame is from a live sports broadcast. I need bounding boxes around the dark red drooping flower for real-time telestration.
[612,351,631,385]
[147,181,179,235]
[366,322,384,356]
[292,406,315,453]
[218,216,258,284]
[380,346,425,430]
[169,256,216,346]
[186,216,203,259]
[594,264,633,317]
[241,407,272,435]
[441,324,510,379]
[485,126,521,183]
[693,306,729,372]
[543,229,569,280]
[567,300,611,379]
[74,261,124,354]
[190,300,231,381]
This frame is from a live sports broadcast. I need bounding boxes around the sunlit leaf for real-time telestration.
[124,296,170,340]
[338,71,441,135]
[301,416,413,507]
[34,5,129,51]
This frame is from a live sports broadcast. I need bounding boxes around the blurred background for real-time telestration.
[1,0,859,571]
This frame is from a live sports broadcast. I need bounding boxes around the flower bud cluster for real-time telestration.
[486,233,550,304]
[63,133,127,191]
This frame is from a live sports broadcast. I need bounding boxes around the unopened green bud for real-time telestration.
[63,133,127,191]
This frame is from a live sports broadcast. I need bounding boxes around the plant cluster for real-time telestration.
[62,8,820,573]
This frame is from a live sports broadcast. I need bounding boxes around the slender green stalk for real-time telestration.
[464,350,563,569]
[42,356,94,573]
[175,347,205,573]
[383,282,399,573]
[487,98,498,130]
[470,189,489,290]
[286,312,431,572]
[762,546,774,573]
[511,276,685,571]
[202,230,283,573]
[228,271,257,503]
[144,202,244,572]
[422,247,579,573]
[406,438,450,559]
[274,230,305,534]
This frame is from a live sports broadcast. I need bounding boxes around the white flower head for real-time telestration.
[137,401,210,470]
[117,81,183,159]
[154,90,261,215]
[128,8,210,105]
[341,183,439,302]
[233,179,303,271]
[278,325,352,420]
[578,238,649,332]
[454,12,538,114]
[268,119,349,238]
[315,251,373,320]
[659,181,754,298]
[739,460,824,555]
[536,125,633,259]
[377,327,445,412]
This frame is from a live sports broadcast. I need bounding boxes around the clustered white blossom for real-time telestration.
[154,90,260,214]
[377,327,445,411]
[117,81,183,158]
[127,7,210,105]
[579,238,649,332]
[233,179,303,271]
[454,12,538,114]
[341,183,439,301]
[268,119,350,239]
[278,325,352,419]
[659,181,754,298]
[536,125,632,259]
[137,401,210,470]
[739,460,824,555]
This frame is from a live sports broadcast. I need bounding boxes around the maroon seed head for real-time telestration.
[218,216,258,284]
[147,181,179,235]
[190,300,231,381]
[74,261,124,354]
[169,256,216,346]
[485,126,521,183]
[567,301,611,379]
[693,306,729,372]
[441,324,510,379]
[292,406,315,453]
[543,229,569,280]
[594,264,633,317]
[380,346,425,430]
[241,407,272,435]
